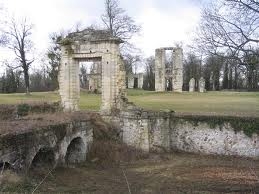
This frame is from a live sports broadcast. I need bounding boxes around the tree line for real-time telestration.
[0,0,259,94]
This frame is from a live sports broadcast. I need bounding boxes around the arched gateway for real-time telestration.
[59,29,126,114]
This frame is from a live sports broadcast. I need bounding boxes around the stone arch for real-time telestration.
[65,137,86,164]
[0,161,12,171]
[29,147,55,170]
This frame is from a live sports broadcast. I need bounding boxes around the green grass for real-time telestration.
[0,91,60,104]
[79,92,101,110]
[127,89,259,117]
[0,89,258,116]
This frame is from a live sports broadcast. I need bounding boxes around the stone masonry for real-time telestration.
[59,29,126,114]
[127,73,134,89]
[137,73,144,89]
[117,110,259,158]
[189,78,195,92]
[155,47,183,92]
[199,77,205,93]
[127,73,144,89]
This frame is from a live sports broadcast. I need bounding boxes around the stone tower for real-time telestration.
[155,47,183,92]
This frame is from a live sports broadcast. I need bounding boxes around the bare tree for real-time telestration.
[195,0,259,89]
[196,0,259,57]
[123,54,142,74]
[0,17,34,94]
[143,56,155,90]
[101,0,141,41]
[46,32,63,90]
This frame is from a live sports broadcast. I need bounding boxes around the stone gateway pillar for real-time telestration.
[189,78,195,92]
[59,29,125,114]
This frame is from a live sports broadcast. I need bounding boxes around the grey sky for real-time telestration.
[0,0,205,70]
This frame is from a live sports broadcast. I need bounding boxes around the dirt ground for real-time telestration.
[5,152,258,194]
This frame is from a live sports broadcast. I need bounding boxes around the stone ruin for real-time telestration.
[2,30,258,175]
[81,61,102,93]
[199,77,205,93]
[127,73,144,89]
[155,47,183,92]
[59,31,185,114]
[189,77,206,93]
[189,78,195,92]
[58,28,126,114]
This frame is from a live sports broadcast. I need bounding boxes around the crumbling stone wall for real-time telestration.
[155,47,183,92]
[117,110,259,157]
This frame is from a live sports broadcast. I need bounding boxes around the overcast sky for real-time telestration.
[0,0,206,70]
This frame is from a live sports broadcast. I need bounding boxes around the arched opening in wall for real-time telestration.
[30,148,55,171]
[65,137,86,164]
[166,78,173,91]
[0,161,12,172]
[79,59,101,110]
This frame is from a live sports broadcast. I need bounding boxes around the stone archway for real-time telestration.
[0,161,12,171]
[29,148,55,170]
[65,137,86,164]
[59,28,126,114]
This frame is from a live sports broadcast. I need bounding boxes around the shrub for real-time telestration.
[17,104,30,117]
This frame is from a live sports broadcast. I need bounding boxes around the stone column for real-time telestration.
[172,48,183,92]
[199,77,205,93]
[155,49,166,91]
[101,42,124,114]
[101,52,114,114]
[189,78,195,92]
[59,46,80,111]
[137,73,144,89]
[127,73,134,89]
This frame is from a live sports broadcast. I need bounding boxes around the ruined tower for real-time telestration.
[155,47,183,92]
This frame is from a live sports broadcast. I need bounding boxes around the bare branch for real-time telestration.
[0,17,34,93]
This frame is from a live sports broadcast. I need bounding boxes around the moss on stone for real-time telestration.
[173,115,259,137]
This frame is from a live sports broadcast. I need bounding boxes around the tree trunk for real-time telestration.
[229,66,233,89]
[23,66,30,95]
[223,63,229,89]
[234,66,238,89]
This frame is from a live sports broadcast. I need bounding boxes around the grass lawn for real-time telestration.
[0,89,258,117]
